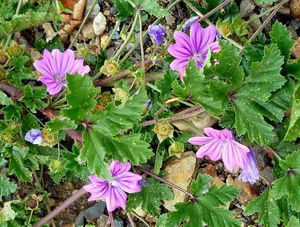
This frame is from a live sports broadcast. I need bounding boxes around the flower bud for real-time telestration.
[153,120,174,143]
[169,141,184,158]
[100,60,119,76]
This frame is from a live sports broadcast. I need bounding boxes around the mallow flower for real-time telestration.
[168,22,220,79]
[148,24,166,45]
[188,127,250,172]
[25,129,42,145]
[239,150,260,184]
[84,161,142,212]
[34,49,90,96]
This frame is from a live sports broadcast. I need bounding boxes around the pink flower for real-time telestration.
[239,150,260,184]
[188,128,250,171]
[83,161,142,212]
[168,22,220,79]
[34,49,90,96]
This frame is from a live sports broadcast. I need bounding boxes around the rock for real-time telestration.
[165,14,176,26]
[173,110,217,135]
[85,0,101,18]
[291,0,300,19]
[42,23,57,42]
[260,166,274,183]
[97,215,124,227]
[93,12,107,36]
[240,0,255,18]
[97,214,109,227]
[293,38,300,58]
[82,21,96,40]
[100,34,110,49]
[75,202,106,226]
[163,151,198,211]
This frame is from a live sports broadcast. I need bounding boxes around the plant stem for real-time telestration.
[120,0,182,63]
[248,0,288,43]
[138,9,145,78]
[145,82,194,107]
[108,212,116,227]
[112,8,140,61]
[32,170,56,227]
[69,0,98,48]
[265,146,282,161]
[131,212,150,227]
[246,4,278,24]
[136,166,196,200]
[4,0,23,51]
[103,20,121,51]
[33,188,87,227]
[127,213,136,227]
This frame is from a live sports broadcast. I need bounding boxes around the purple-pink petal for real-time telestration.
[189,127,250,172]
[168,22,219,78]
[114,172,142,193]
[34,49,90,96]
[109,160,131,176]
[106,186,127,212]
[239,150,260,184]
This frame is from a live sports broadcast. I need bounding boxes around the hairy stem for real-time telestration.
[138,9,145,79]
[112,8,140,60]
[248,0,288,43]
[33,188,87,227]
[69,0,98,48]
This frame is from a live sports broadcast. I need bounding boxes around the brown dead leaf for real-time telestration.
[226,175,259,205]
[73,0,87,20]
[205,164,224,188]
[292,38,300,58]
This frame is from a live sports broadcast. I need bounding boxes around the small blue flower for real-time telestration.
[145,99,152,108]
[182,16,200,31]
[148,24,166,45]
[25,129,42,145]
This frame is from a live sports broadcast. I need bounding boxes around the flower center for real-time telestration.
[193,52,203,62]
[54,74,66,85]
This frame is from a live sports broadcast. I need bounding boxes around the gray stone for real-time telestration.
[85,0,101,18]
[75,202,106,226]
[240,0,256,18]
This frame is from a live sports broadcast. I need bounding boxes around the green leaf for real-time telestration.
[286,216,300,227]
[63,74,97,122]
[3,104,21,120]
[244,189,280,227]
[7,146,32,182]
[165,174,240,227]
[236,44,285,102]
[284,84,300,141]
[233,99,274,145]
[0,201,17,224]
[79,87,153,177]
[206,41,244,87]
[172,60,223,115]
[155,70,178,100]
[134,0,168,18]
[0,91,13,106]
[272,151,300,212]
[112,0,134,21]
[127,178,173,216]
[45,117,77,132]
[270,21,294,62]
[21,113,40,133]
[22,85,47,113]
[0,175,17,200]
